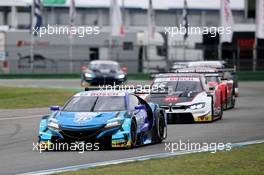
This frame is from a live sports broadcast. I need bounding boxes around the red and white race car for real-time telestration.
[186,61,239,97]
[148,73,223,123]
[177,67,236,109]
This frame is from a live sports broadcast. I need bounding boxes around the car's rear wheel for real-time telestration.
[224,89,228,110]
[219,94,223,120]
[231,94,236,108]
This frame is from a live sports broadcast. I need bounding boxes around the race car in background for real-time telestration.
[222,70,239,97]
[38,90,167,150]
[81,60,127,87]
[186,61,239,97]
[170,62,189,71]
[187,61,226,69]
[177,67,236,109]
[149,73,223,123]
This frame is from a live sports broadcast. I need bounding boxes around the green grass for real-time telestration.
[0,86,76,109]
[0,73,152,80]
[127,73,151,80]
[0,73,151,80]
[54,143,264,175]
[0,72,263,80]
[0,73,81,79]
[237,71,264,81]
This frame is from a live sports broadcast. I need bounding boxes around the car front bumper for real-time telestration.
[39,123,132,149]
[81,77,127,86]
[164,108,212,123]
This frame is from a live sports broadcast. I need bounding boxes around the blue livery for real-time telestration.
[38,90,167,149]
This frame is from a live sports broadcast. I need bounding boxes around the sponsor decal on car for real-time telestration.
[76,91,125,97]
[195,115,212,122]
[163,96,179,103]
[155,77,200,82]
[74,113,97,124]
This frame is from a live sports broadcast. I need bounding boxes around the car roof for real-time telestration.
[74,90,127,97]
[188,61,225,68]
[90,60,119,65]
[178,67,218,73]
[154,73,203,78]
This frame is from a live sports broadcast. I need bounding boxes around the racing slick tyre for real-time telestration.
[219,95,223,120]
[224,89,228,110]
[130,119,137,148]
[230,94,236,109]
[154,111,167,143]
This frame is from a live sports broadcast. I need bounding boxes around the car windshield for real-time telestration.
[205,76,219,84]
[153,79,203,92]
[223,72,234,79]
[89,63,119,71]
[62,96,126,112]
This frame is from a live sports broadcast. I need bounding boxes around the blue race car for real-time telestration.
[38,90,167,149]
[81,60,127,87]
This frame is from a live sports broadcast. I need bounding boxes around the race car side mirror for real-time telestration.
[50,106,60,111]
[135,105,146,110]
[121,66,128,73]
[80,66,88,71]
[208,82,216,91]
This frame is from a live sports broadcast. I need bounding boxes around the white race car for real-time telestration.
[149,73,223,123]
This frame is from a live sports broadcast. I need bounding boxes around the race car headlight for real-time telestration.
[84,73,94,78]
[116,74,125,79]
[189,103,205,110]
[48,119,60,129]
[105,118,123,128]
[105,121,122,128]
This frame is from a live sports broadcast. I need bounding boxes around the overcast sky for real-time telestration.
[22,0,244,10]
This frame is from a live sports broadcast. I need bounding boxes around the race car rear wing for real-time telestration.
[150,71,208,78]
[150,72,179,79]
[150,67,236,79]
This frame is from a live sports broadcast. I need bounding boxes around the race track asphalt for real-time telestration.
[0,81,264,175]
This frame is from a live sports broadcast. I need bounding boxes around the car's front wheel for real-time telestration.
[231,94,236,109]
[130,119,137,148]
[154,111,167,143]
[219,97,223,120]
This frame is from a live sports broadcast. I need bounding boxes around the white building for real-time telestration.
[0,0,259,73]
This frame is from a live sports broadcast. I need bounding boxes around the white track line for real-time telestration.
[0,114,47,121]
[18,139,264,175]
